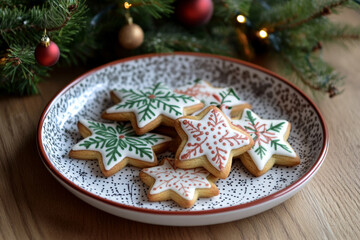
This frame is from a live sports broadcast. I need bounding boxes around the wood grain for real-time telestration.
[1,10,360,240]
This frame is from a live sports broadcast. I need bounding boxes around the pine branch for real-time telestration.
[1,0,359,97]
[0,45,48,95]
[214,0,252,21]
[0,0,92,95]
[278,19,360,52]
[0,1,82,45]
[279,51,343,97]
[280,53,323,91]
[1,3,78,33]
[126,0,174,19]
[320,23,360,42]
[141,24,235,56]
[275,0,349,31]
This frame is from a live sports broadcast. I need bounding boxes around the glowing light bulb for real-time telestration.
[236,15,246,23]
[258,29,268,38]
[124,2,132,9]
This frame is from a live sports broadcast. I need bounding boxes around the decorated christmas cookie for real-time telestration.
[232,109,300,176]
[102,83,204,135]
[152,125,181,153]
[69,119,172,177]
[174,106,254,179]
[140,158,219,208]
[174,79,251,117]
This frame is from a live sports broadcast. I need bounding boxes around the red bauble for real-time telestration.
[35,41,60,67]
[175,0,213,27]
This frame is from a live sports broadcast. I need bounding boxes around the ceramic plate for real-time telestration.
[37,53,328,226]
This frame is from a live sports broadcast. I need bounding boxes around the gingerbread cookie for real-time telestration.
[102,83,204,135]
[152,126,181,153]
[174,106,254,179]
[174,79,251,117]
[140,158,219,208]
[69,119,172,177]
[232,109,300,176]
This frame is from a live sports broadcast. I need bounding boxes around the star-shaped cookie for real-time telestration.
[174,106,254,179]
[69,119,172,177]
[174,79,251,117]
[232,109,300,176]
[102,83,204,135]
[140,158,219,208]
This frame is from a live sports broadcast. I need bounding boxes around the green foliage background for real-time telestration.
[0,0,359,96]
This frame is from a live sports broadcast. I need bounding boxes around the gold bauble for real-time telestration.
[118,23,144,50]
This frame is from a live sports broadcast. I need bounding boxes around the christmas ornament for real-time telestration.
[118,3,144,49]
[118,23,144,49]
[175,0,213,27]
[34,31,60,67]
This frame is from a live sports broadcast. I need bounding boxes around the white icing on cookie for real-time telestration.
[105,83,201,128]
[232,109,297,170]
[72,119,171,170]
[174,79,249,116]
[178,108,251,171]
[143,159,211,200]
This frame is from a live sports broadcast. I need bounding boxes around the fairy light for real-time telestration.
[258,29,268,39]
[124,1,133,24]
[0,57,6,65]
[124,2,132,9]
[236,15,246,23]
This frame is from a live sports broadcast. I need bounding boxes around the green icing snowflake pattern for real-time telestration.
[106,83,200,128]
[232,109,296,170]
[174,79,249,116]
[72,119,171,170]
[192,79,241,108]
[209,88,240,107]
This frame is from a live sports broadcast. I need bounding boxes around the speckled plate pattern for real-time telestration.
[38,53,328,226]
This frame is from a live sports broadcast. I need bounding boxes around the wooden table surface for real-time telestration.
[1,9,359,240]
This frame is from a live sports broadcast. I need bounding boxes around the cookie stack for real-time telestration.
[69,80,300,208]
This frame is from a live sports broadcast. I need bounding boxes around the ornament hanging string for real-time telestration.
[41,29,50,47]
[124,3,133,25]
[118,2,144,50]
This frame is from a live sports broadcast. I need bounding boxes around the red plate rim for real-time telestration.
[37,52,329,215]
